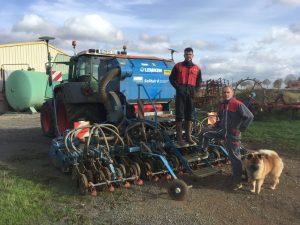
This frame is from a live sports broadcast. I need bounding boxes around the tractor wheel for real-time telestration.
[56,91,107,135]
[50,153,61,170]
[55,91,87,135]
[55,91,69,135]
[40,101,55,137]
[167,179,188,201]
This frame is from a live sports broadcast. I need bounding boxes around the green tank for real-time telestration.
[5,70,66,111]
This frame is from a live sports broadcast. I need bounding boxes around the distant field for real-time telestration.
[243,115,300,152]
[235,88,300,104]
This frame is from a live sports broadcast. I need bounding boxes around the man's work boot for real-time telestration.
[232,182,243,191]
[176,122,187,148]
[185,121,197,146]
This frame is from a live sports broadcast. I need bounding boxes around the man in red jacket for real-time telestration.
[201,86,254,190]
[169,47,202,149]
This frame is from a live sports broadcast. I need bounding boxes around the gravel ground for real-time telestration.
[0,113,299,225]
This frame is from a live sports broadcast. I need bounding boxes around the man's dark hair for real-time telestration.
[184,47,193,53]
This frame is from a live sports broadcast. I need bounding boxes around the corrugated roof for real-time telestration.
[0,41,68,56]
[0,41,70,72]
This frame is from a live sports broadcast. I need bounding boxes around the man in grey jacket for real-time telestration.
[201,86,254,190]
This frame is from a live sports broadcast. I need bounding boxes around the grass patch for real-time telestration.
[0,165,92,225]
[243,117,300,152]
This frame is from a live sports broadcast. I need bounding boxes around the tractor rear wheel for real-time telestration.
[55,91,68,135]
[40,101,55,137]
[55,91,107,135]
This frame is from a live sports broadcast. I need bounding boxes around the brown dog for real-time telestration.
[241,149,284,194]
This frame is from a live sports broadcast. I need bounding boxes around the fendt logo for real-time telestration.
[140,67,162,73]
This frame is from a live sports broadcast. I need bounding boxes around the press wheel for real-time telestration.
[167,179,188,201]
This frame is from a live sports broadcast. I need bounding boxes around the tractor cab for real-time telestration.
[67,49,115,82]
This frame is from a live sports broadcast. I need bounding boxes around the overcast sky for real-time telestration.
[0,0,299,82]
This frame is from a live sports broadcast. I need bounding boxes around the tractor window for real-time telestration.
[98,60,113,80]
[91,57,101,78]
[75,56,101,80]
[76,57,85,76]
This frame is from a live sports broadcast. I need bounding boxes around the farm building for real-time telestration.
[0,41,69,72]
[286,81,300,89]
[0,41,70,114]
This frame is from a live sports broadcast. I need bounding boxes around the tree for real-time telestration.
[284,74,297,85]
[273,78,283,89]
[262,79,271,89]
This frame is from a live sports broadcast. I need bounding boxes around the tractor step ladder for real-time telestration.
[192,167,220,178]
[183,152,207,163]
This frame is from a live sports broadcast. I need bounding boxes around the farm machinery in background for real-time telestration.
[233,78,300,116]
[194,78,229,111]
[39,37,232,200]
[194,77,300,115]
